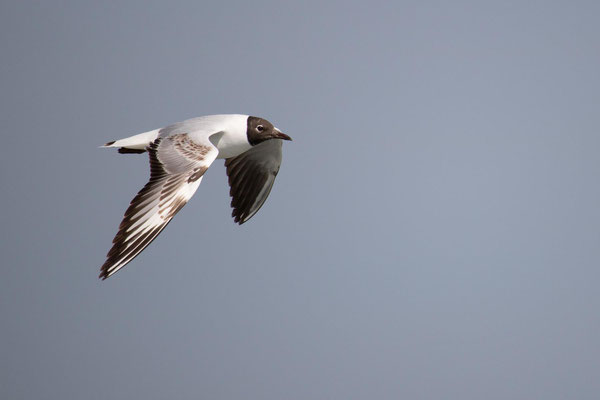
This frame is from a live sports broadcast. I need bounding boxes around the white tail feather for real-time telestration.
[102,129,160,150]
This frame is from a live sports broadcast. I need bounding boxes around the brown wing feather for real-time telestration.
[224,140,283,224]
[100,135,215,279]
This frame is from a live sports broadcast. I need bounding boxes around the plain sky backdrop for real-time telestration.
[1,1,599,399]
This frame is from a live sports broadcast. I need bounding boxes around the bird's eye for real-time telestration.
[256,125,265,132]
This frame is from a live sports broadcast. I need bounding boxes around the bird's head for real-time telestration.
[246,116,292,145]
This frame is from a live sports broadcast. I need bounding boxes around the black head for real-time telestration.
[246,116,292,146]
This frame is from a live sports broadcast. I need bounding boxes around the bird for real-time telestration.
[99,114,292,280]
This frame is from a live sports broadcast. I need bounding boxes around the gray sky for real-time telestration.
[2,1,600,399]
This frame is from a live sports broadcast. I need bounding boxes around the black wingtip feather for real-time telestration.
[118,148,147,154]
[99,139,165,280]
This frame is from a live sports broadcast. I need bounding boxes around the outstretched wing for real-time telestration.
[224,139,283,224]
[100,133,218,279]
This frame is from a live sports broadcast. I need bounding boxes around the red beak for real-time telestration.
[274,130,292,141]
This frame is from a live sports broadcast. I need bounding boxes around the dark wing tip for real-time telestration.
[104,140,115,146]
[99,138,166,281]
[118,147,147,154]
[225,150,278,225]
[98,255,118,280]
[232,212,246,225]
[98,259,113,280]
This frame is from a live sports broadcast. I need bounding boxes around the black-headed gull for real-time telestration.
[99,114,291,280]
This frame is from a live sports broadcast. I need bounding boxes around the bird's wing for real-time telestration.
[100,133,219,279]
[224,139,284,224]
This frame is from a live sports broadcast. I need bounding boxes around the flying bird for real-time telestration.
[99,114,291,280]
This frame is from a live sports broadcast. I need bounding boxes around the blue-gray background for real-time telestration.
[1,1,599,399]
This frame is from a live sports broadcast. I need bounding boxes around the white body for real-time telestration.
[103,114,252,159]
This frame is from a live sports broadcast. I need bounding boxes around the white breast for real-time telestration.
[206,114,252,159]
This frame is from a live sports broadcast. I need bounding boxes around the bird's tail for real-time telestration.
[101,129,160,154]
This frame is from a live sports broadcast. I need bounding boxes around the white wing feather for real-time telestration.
[100,133,218,279]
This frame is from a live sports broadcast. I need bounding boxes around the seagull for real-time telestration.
[99,114,291,280]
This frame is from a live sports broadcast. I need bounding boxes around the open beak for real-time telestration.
[273,129,292,141]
